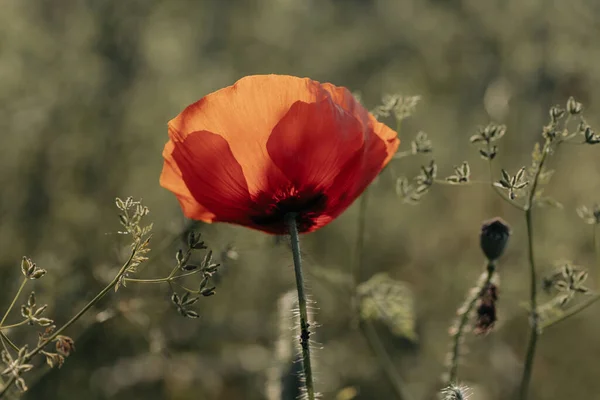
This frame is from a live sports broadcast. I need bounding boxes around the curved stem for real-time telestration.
[0,332,19,353]
[448,262,495,383]
[0,244,139,398]
[0,320,28,331]
[0,279,28,328]
[285,214,315,400]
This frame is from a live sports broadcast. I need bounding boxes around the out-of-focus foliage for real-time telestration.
[358,273,417,342]
[1,0,599,399]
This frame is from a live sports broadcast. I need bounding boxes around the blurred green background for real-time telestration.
[1,0,600,399]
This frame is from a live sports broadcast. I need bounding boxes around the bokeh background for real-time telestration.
[1,0,600,399]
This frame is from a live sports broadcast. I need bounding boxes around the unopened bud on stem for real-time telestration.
[480,217,511,261]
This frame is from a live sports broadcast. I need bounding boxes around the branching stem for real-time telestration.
[0,279,28,329]
[0,243,139,398]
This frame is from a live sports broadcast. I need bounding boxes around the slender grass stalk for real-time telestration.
[285,213,315,400]
[448,262,496,383]
[0,243,139,398]
[517,141,550,400]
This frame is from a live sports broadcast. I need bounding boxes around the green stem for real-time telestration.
[434,179,492,186]
[353,191,369,287]
[285,214,315,400]
[360,320,413,400]
[518,141,550,400]
[0,244,139,398]
[0,279,28,328]
[594,225,600,286]
[448,262,495,383]
[0,332,19,353]
[519,208,539,400]
[124,270,198,284]
[352,190,412,400]
[0,320,29,331]
[541,293,600,329]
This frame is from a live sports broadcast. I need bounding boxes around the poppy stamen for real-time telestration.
[251,186,327,233]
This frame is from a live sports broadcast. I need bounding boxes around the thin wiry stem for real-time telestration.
[0,279,28,329]
[360,319,414,400]
[518,141,550,400]
[541,292,600,329]
[0,243,139,398]
[0,332,19,353]
[448,262,495,383]
[285,214,315,400]
[434,179,492,186]
[0,321,28,331]
[352,189,413,400]
[352,116,414,400]
[594,225,600,287]
[124,270,199,284]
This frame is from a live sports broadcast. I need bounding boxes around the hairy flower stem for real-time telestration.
[0,244,139,398]
[285,213,315,400]
[518,140,550,400]
[448,261,495,383]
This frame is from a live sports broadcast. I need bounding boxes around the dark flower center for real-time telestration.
[250,186,327,233]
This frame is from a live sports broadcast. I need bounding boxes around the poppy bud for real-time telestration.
[479,217,511,261]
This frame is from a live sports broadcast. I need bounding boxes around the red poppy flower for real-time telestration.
[160,75,399,234]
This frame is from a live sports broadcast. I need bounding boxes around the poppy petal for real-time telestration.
[321,83,399,159]
[169,130,253,224]
[266,99,365,191]
[168,75,332,194]
[324,130,399,217]
[160,139,216,221]
[161,75,400,235]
